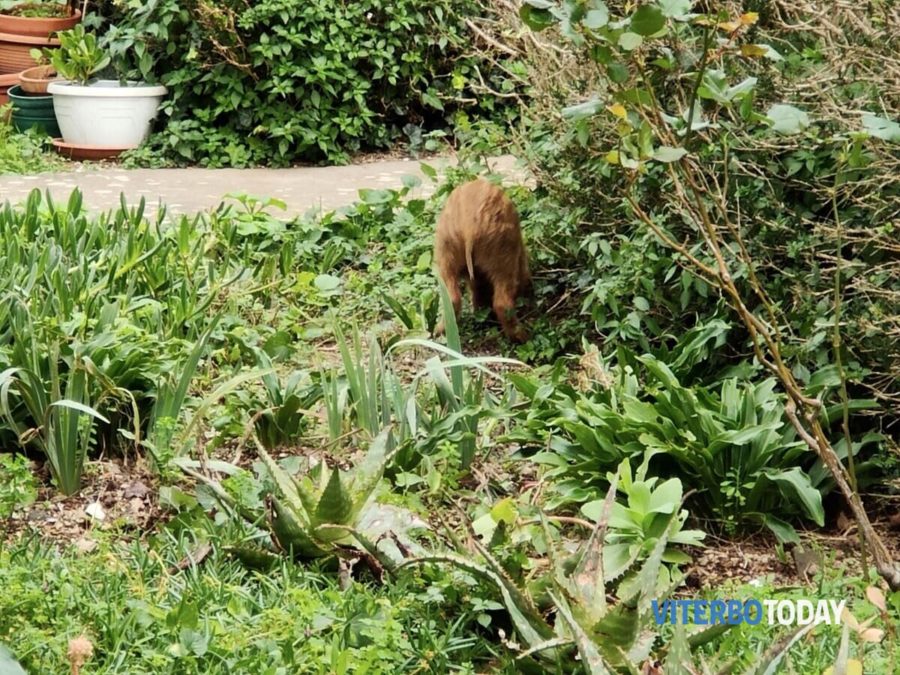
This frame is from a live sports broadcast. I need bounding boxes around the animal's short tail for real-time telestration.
[464,239,475,282]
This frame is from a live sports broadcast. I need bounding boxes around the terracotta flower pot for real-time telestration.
[18,63,58,93]
[0,7,81,39]
[52,138,126,161]
[0,31,60,75]
[0,71,17,105]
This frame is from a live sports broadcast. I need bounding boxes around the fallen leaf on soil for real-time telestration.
[167,542,213,575]
[84,502,106,522]
[74,537,98,555]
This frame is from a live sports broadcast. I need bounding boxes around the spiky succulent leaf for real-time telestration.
[313,467,355,538]
[347,428,393,515]
[470,533,549,627]
[516,637,575,662]
[664,622,695,674]
[225,544,280,571]
[340,525,400,575]
[356,503,429,556]
[175,460,262,524]
[269,496,330,558]
[604,542,643,582]
[625,629,658,666]
[551,591,615,675]
[294,472,322,516]
[687,623,732,650]
[618,510,678,610]
[254,438,309,518]
[570,479,618,622]
[401,554,554,649]
[591,603,641,656]
[750,622,817,675]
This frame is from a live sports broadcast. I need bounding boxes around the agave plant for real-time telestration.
[181,429,427,572]
[400,481,808,673]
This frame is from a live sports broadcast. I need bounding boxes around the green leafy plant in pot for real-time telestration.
[45,24,167,149]
[42,24,107,85]
[2,1,81,20]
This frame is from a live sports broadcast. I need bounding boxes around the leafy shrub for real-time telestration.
[506,1,900,588]
[493,1,900,431]
[506,347,882,541]
[95,0,520,166]
[403,492,806,673]
[582,459,705,581]
[0,192,250,491]
[43,24,110,85]
[322,299,517,475]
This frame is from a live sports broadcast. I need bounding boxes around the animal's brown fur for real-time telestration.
[433,179,531,342]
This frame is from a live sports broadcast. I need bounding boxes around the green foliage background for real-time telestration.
[93,0,518,166]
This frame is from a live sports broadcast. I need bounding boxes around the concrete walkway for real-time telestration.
[0,155,522,218]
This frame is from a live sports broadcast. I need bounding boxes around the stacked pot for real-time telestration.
[7,67,60,135]
[0,3,79,121]
[3,4,168,156]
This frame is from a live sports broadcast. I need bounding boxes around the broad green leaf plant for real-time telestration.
[44,25,111,86]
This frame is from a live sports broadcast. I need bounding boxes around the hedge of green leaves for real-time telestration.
[96,0,516,166]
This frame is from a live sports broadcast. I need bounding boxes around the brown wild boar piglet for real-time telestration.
[433,179,531,342]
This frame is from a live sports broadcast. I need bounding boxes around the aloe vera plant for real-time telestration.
[251,347,318,450]
[183,429,426,570]
[400,482,808,673]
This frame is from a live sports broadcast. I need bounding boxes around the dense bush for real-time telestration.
[94,0,519,166]
[485,1,900,433]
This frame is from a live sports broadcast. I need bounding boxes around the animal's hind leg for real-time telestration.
[492,281,527,343]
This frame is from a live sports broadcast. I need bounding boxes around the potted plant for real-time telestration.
[3,48,60,136]
[7,81,60,136]
[0,1,83,37]
[0,1,83,74]
[18,48,59,93]
[0,72,17,104]
[46,25,167,149]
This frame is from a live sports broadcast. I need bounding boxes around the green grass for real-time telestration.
[0,116,65,175]
[0,512,507,674]
[694,569,898,673]
[3,516,897,674]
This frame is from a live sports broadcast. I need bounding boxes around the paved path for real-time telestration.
[0,155,522,218]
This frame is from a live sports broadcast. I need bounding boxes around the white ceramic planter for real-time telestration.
[48,80,167,148]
